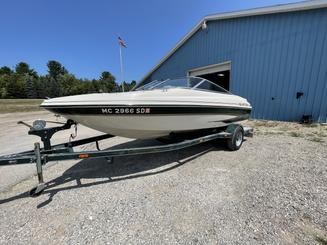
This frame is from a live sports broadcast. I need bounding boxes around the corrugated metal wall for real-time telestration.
[146,8,327,122]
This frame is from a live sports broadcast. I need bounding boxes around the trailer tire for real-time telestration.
[226,126,244,151]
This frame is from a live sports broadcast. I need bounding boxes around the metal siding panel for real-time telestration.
[262,14,282,120]
[299,10,321,118]
[231,19,242,94]
[270,37,283,120]
[271,14,289,119]
[306,12,327,121]
[280,13,299,121]
[292,13,313,121]
[232,18,247,95]
[278,14,295,120]
[241,17,253,107]
[288,12,309,121]
[234,18,247,96]
[257,15,273,119]
[318,66,327,122]
[318,26,327,122]
[243,17,253,100]
[251,15,266,119]
[146,8,327,122]
[311,12,327,122]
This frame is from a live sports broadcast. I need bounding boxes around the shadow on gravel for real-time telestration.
[0,138,227,208]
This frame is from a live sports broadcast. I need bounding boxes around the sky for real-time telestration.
[0,0,301,83]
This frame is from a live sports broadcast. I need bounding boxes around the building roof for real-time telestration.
[140,0,327,83]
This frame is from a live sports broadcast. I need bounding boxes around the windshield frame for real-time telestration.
[135,79,168,91]
[135,76,231,94]
[150,77,203,90]
[191,77,231,94]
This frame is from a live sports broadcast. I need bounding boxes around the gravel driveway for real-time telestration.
[0,114,326,244]
[0,111,103,191]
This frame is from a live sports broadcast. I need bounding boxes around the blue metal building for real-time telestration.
[140,0,327,122]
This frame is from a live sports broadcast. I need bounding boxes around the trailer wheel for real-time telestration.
[226,126,244,151]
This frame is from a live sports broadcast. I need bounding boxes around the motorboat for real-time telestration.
[40,77,252,139]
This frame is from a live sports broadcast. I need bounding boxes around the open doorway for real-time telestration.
[188,61,231,91]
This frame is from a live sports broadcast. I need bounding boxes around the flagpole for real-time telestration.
[119,44,125,92]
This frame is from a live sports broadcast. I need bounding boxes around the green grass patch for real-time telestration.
[309,137,324,143]
[303,123,319,128]
[289,131,303,137]
[0,99,44,113]
[315,130,327,137]
[251,120,280,127]
[315,236,327,245]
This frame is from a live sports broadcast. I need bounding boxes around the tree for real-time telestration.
[0,60,132,98]
[15,62,30,75]
[98,71,116,92]
[0,66,12,75]
[13,62,38,98]
[0,74,9,98]
[127,80,137,91]
[120,80,137,92]
[5,73,27,98]
[47,60,67,79]
[33,77,45,98]
[15,62,37,77]
[58,73,79,95]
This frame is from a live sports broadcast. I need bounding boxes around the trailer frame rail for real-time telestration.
[0,119,253,196]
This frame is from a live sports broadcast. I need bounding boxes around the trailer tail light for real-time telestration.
[79,154,89,159]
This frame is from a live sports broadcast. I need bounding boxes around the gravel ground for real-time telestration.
[0,114,327,244]
[0,111,103,191]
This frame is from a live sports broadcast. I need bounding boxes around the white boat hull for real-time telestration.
[60,113,244,139]
[41,87,252,139]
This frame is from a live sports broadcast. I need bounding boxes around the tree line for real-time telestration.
[0,60,136,99]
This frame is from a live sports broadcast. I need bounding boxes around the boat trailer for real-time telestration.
[0,119,253,197]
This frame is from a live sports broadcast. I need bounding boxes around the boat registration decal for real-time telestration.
[101,107,151,114]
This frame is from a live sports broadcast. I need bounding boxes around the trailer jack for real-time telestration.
[29,143,46,196]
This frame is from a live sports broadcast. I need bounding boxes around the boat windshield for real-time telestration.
[137,77,230,94]
[152,77,201,90]
[136,80,162,90]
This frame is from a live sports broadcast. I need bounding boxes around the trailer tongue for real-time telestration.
[0,119,252,197]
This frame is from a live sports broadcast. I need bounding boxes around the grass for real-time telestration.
[303,123,319,128]
[289,131,302,137]
[0,99,44,113]
[245,119,327,143]
[309,136,324,142]
[315,235,327,245]
[316,130,327,137]
[251,120,280,127]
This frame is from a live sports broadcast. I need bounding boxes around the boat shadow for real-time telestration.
[0,138,228,208]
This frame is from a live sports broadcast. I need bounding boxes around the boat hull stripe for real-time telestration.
[41,105,251,116]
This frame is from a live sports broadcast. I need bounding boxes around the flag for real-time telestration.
[118,36,127,48]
